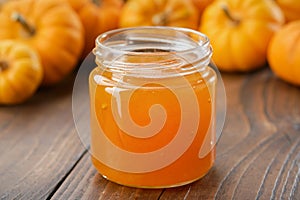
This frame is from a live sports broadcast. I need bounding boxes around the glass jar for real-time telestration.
[89,26,217,188]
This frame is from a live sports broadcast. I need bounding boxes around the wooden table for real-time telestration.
[1,67,299,200]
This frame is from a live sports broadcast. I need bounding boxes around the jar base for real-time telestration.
[92,157,214,189]
[100,170,212,189]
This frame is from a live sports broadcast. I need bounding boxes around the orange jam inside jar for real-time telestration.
[89,27,217,188]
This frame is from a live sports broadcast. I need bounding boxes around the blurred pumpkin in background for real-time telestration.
[119,0,199,30]
[66,0,123,58]
[0,0,84,86]
[267,20,300,86]
[191,0,213,17]
[0,40,42,105]
[200,0,284,72]
[275,0,300,22]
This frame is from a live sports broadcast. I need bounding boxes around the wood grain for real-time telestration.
[50,69,300,199]
[51,154,163,200]
[0,68,299,200]
[0,76,86,200]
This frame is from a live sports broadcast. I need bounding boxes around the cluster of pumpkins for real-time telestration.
[0,0,299,105]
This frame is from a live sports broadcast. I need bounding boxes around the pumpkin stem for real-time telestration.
[0,61,9,72]
[221,4,240,25]
[152,12,168,26]
[11,12,35,36]
[92,0,101,6]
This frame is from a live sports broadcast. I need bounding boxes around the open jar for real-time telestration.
[89,26,219,188]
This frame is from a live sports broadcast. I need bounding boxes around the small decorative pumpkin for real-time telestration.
[0,40,43,105]
[119,0,199,30]
[200,0,284,72]
[67,0,123,58]
[0,0,84,85]
[268,20,300,86]
[275,0,300,22]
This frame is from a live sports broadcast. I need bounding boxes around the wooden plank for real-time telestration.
[0,76,86,200]
[51,69,300,199]
[51,153,163,200]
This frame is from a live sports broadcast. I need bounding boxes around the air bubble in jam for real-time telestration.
[101,104,107,110]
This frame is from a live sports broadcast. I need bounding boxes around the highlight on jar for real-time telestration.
[72,26,226,189]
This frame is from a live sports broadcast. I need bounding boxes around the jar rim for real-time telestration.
[95,26,211,56]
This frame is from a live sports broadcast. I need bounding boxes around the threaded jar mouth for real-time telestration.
[94,26,212,78]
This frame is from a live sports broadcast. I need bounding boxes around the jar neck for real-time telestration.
[93,27,212,78]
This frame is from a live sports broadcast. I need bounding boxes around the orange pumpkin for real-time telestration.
[200,0,284,72]
[275,0,300,22]
[67,0,123,58]
[267,20,300,86]
[0,0,84,85]
[119,0,199,30]
[0,40,43,105]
